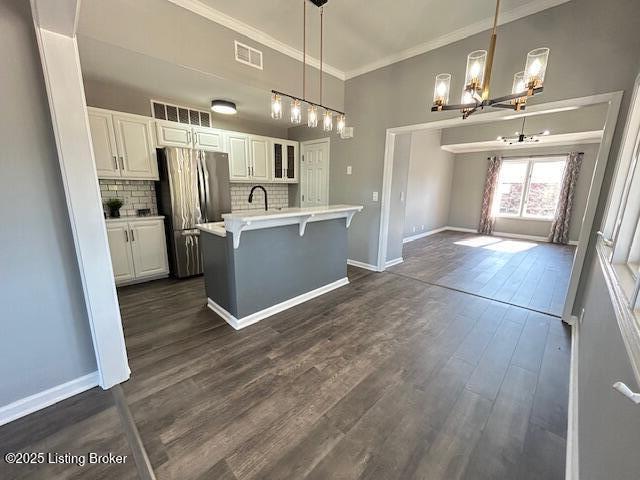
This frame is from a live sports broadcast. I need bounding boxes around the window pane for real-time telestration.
[494,161,527,215]
[524,159,566,218]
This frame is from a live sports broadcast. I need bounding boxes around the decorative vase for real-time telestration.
[109,207,121,218]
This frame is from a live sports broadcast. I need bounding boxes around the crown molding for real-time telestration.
[440,130,603,154]
[344,0,571,79]
[166,0,346,81]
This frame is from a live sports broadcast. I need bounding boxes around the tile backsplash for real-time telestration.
[230,183,289,211]
[99,179,158,217]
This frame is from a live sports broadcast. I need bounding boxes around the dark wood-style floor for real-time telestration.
[1,233,571,480]
[392,231,575,317]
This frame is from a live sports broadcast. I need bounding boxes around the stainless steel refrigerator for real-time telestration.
[156,147,231,278]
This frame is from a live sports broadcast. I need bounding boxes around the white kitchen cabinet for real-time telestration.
[88,109,119,177]
[272,140,299,183]
[88,108,158,180]
[113,113,158,179]
[226,133,251,181]
[155,120,192,148]
[249,136,270,181]
[193,125,223,151]
[105,217,169,285]
[106,220,136,284]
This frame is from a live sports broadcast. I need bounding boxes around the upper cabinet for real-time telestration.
[88,107,158,180]
[89,107,299,184]
[272,140,298,183]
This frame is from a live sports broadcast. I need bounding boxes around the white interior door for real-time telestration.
[106,221,135,284]
[88,109,119,178]
[301,139,330,207]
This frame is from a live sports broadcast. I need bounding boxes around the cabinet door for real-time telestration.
[106,221,135,284]
[155,120,192,148]
[250,136,270,181]
[193,126,223,152]
[226,133,250,181]
[272,142,284,180]
[88,109,120,178]
[129,219,169,278]
[285,142,298,183]
[113,114,159,180]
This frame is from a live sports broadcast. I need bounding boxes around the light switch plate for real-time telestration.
[346,166,352,175]
[372,191,379,201]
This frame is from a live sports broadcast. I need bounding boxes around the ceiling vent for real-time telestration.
[235,41,263,70]
[151,100,211,127]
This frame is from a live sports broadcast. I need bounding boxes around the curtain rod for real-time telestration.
[488,152,584,160]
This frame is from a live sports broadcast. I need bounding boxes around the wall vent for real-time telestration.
[235,41,263,70]
[151,100,211,127]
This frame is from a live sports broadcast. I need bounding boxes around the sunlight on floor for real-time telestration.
[454,236,538,253]
[454,236,502,247]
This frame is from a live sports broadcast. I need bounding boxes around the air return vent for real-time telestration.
[235,41,263,70]
[151,100,211,127]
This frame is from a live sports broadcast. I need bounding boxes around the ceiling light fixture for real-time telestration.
[431,0,550,119]
[498,117,550,144]
[270,0,345,133]
[211,100,237,115]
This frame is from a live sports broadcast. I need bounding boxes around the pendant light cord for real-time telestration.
[302,0,306,100]
[320,6,324,106]
[492,0,500,33]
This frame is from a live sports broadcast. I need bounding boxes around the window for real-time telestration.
[493,156,566,220]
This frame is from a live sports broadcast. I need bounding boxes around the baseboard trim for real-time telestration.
[444,226,579,245]
[385,257,404,268]
[402,226,448,244]
[347,259,380,272]
[207,277,350,330]
[0,371,99,427]
[566,322,579,480]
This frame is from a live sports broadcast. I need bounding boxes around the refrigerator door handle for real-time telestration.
[196,152,209,223]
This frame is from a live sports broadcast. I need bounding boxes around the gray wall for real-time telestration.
[385,134,412,261]
[448,143,599,242]
[577,254,640,479]
[83,77,290,139]
[0,0,96,406]
[335,0,640,265]
[404,130,454,238]
[78,0,344,112]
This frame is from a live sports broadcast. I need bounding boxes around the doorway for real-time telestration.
[300,138,330,207]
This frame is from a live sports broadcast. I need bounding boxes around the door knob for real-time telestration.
[613,381,640,404]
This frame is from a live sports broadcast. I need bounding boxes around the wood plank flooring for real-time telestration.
[1,243,571,479]
[391,230,576,316]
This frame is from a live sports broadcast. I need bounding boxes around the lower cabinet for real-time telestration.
[106,218,169,285]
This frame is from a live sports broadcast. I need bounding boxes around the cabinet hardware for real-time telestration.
[119,156,125,170]
[130,229,135,242]
[194,132,198,144]
[113,156,118,170]
[187,131,191,144]
[124,230,128,242]
[613,381,640,404]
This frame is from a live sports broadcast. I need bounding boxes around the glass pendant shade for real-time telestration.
[336,114,346,135]
[511,71,526,94]
[524,47,550,88]
[323,110,333,132]
[290,99,302,124]
[461,89,475,105]
[433,73,451,106]
[271,93,282,120]
[464,50,487,90]
[308,105,318,128]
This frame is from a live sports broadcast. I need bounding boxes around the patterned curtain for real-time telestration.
[549,152,584,244]
[478,156,502,234]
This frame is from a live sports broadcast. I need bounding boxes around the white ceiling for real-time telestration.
[186,0,570,79]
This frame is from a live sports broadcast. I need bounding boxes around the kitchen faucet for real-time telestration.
[248,185,268,211]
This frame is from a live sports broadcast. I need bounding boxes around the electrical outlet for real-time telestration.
[346,166,352,175]
[372,191,379,202]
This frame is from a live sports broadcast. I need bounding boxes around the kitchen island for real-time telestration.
[197,205,363,329]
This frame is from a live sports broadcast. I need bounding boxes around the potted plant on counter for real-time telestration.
[106,198,124,218]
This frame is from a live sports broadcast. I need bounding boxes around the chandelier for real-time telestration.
[431,0,550,119]
[497,116,550,144]
[270,0,346,135]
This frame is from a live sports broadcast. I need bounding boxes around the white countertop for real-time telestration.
[105,215,164,222]
[197,205,363,248]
